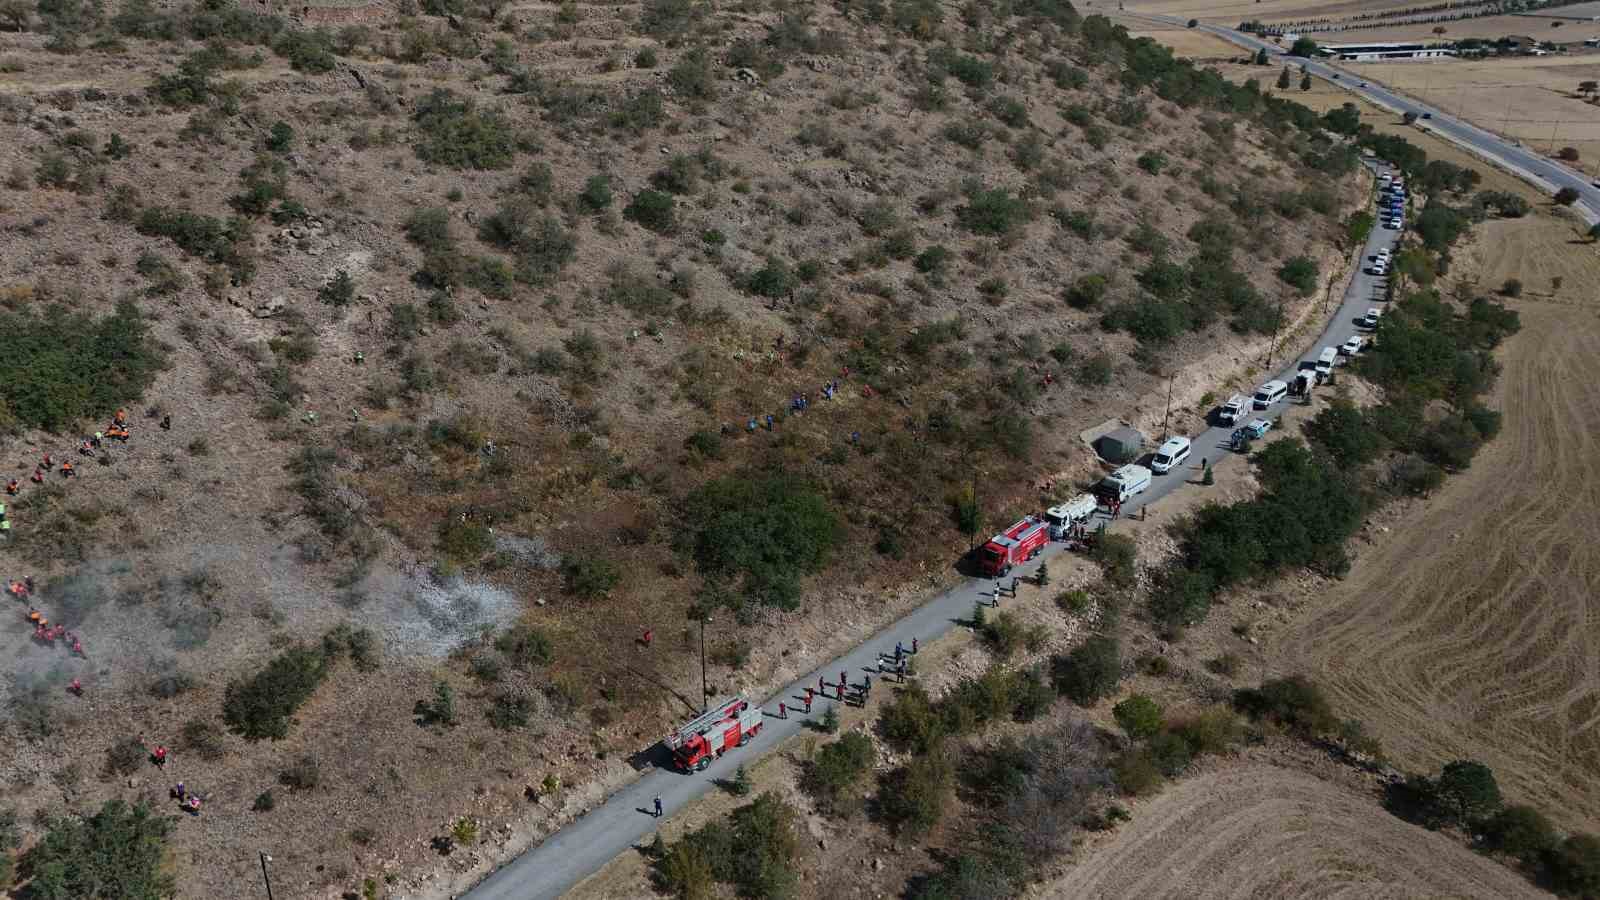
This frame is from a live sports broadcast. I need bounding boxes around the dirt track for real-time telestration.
[1047,760,1546,899]
[1272,214,1600,831]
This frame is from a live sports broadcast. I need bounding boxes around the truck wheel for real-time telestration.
[738,733,749,747]
[695,757,710,772]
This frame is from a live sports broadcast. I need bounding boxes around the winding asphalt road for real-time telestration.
[1135,15,1600,226]
[462,167,1402,899]
[463,27,1600,899]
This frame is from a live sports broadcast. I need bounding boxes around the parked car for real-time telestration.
[1422,112,1432,119]
[1341,335,1364,356]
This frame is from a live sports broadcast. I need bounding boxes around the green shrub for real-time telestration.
[563,555,620,598]
[681,474,839,610]
[1090,533,1137,586]
[956,188,1031,236]
[655,793,798,899]
[1051,635,1121,706]
[1546,833,1600,896]
[1065,273,1108,309]
[803,732,875,816]
[252,791,275,812]
[878,748,954,837]
[878,683,943,754]
[414,679,456,727]
[273,27,336,73]
[222,645,329,740]
[624,189,675,232]
[578,174,613,211]
[1076,352,1113,385]
[318,269,355,307]
[495,624,554,669]
[1277,255,1319,296]
[0,300,166,432]
[487,688,532,730]
[412,89,516,170]
[1304,398,1382,467]
[27,800,175,899]
[438,517,493,563]
[265,120,294,152]
[1112,695,1163,740]
[667,46,715,100]
[1232,675,1337,738]
[1112,749,1163,796]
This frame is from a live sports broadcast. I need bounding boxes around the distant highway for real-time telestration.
[1134,14,1600,226]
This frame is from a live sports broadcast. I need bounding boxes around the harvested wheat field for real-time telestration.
[1272,213,1600,832]
[1044,760,1546,899]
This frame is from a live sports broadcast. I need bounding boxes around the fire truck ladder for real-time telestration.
[668,696,743,748]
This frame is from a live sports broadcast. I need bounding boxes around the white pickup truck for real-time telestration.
[1218,393,1248,426]
[1044,494,1097,539]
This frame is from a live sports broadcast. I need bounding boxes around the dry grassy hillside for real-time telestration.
[0,0,1362,894]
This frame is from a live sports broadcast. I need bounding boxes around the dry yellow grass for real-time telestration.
[1270,213,1600,833]
[1126,25,1247,58]
[1357,56,1600,167]
[1044,760,1547,899]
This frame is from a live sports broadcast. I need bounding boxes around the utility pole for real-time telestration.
[259,852,275,900]
[699,615,711,714]
[1159,373,1175,441]
[1549,117,1561,155]
[1266,295,1285,368]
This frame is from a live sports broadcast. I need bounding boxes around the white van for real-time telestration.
[1150,436,1192,474]
[1315,346,1338,376]
[1361,308,1381,328]
[1253,380,1288,408]
[1218,393,1248,426]
[1095,464,1152,504]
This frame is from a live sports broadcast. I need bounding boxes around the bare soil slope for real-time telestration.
[1271,214,1600,832]
[1047,758,1547,899]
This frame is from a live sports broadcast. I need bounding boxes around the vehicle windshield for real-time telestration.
[1044,513,1065,527]
[980,547,1003,564]
[1154,454,1171,465]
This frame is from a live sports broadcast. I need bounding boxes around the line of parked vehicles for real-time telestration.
[1377,172,1406,233]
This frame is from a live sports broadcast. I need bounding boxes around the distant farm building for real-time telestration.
[1316,42,1456,61]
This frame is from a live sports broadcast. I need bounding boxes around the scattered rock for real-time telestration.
[734,67,760,85]
[872,857,884,872]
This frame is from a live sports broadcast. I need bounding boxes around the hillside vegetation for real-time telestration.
[0,0,1366,894]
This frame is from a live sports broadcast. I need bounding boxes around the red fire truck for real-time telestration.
[977,516,1047,577]
[665,695,763,772]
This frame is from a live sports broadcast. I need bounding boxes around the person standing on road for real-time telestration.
[653,797,663,818]
[778,702,787,719]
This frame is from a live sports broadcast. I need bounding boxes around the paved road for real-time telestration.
[1134,15,1600,226]
[462,169,1402,900]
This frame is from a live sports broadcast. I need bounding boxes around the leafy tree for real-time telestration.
[1289,37,1318,57]
[1304,398,1383,467]
[27,800,175,900]
[1547,833,1600,898]
[682,474,840,610]
[1300,71,1311,91]
[1112,694,1163,739]
[1322,103,1360,136]
[1480,804,1558,865]
[1275,66,1290,90]
[1433,759,1501,826]
[1051,635,1121,706]
[1554,186,1580,206]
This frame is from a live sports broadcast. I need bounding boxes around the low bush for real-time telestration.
[878,747,954,837]
[624,189,675,232]
[803,732,875,816]
[27,800,175,899]
[412,89,517,170]
[1052,635,1121,707]
[1112,695,1163,740]
[654,793,799,899]
[1232,675,1337,738]
[222,645,328,740]
[0,300,165,433]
